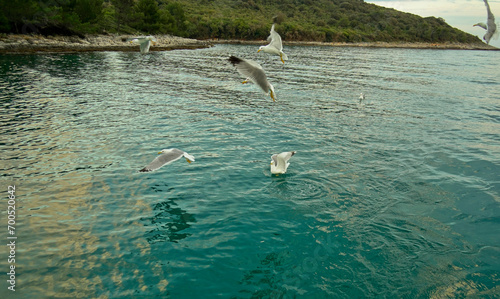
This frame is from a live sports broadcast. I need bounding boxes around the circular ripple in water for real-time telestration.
[266,174,344,203]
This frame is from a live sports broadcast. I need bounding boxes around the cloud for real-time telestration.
[366,0,487,18]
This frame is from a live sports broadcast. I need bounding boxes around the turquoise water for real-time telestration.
[1,44,499,298]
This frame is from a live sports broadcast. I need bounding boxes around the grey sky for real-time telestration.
[365,0,500,47]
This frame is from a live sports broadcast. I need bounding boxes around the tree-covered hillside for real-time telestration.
[0,0,483,44]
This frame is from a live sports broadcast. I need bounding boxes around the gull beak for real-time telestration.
[257,49,262,53]
[242,80,248,84]
[152,41,157,45]
[157,151,162,154]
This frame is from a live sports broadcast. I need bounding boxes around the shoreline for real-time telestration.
[1,34,498,53]
[0,34,212,54]
[212,39,499,50]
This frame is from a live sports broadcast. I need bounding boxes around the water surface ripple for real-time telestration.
[1,45,499,298]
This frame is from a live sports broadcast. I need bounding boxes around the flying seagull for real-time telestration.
[139,148,194,172]
[258,24,288,64]
[128,36,157,53]
[228,56,276,102]
[270,151,296,174]
[474,0,499,45]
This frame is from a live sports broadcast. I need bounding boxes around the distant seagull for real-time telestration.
[270,151,296,174]
[128,36,157,53]
[474,0,499,45]
[258,24,288,64]
[359,93,365,103]
[139,148,194,172]
[228,56,276,102]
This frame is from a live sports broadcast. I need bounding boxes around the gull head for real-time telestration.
[257,46,264,53]
[473,22,487,30]
[157,149,169,154]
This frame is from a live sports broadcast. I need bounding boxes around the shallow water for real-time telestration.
[1,44,499,298]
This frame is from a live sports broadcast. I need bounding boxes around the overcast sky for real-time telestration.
[365,0,500,48]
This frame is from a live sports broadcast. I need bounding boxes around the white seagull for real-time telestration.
[139,148,194,172]
[228,56,276,102]
[128,36,157,53]
[359,93,365,103]
[474,0,499,45]
[270,151,296,174]
[258,24,288,64]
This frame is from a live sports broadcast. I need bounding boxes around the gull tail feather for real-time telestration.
[228,56,243,66]
[183,153,195,163]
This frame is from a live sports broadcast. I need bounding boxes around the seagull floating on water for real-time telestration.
[359,93,365,103]
[270,151,296,174]
[474,0,499,45]
[258,24,288,64]
[128,36,157,53]
[228,56,276,102]
[139,148,194,172]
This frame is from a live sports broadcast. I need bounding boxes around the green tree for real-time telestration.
[73,0,104,23]
[0,0,38,33]
[159,3,187,35]
[133,0,161,32]
[0,0,484,44]
[111,0,134,32]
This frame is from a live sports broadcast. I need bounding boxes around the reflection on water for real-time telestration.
[0,45,499,298]
[142,191,197,244]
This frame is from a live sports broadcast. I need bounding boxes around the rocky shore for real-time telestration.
[1,34,497,54]
[0,34,212,54]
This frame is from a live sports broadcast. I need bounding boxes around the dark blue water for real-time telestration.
[1,45,499,298]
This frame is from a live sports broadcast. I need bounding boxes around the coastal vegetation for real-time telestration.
[0,0,483,44]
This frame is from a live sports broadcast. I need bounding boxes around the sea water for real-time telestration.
[1,44,499,298]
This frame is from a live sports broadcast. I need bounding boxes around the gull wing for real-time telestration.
[229,56,270,94]
[139,148,185,172]
[127,36,146,42]
[271,151,296,173]
[266,24,274,43]
[485,0,496,27]
[267,24,283,51]
[139,40,151,53]
[484,0,497,43]
[278,151,296,163]
[271,154,279,167]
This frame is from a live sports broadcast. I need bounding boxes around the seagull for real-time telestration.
[139,148,194,172]
[228,56,276,102]
[258,24,288,64]
[270,151,296,174]
[474,0,499,45]
[359,93,365,103]
[128,36,157,53]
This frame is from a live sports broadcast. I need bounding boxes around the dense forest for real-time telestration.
[0,0,482,44]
